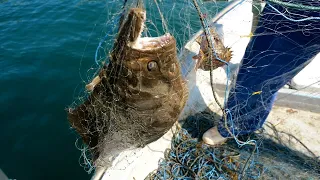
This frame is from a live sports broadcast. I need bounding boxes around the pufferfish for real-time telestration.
[193,27,232,71]
[67,7,188,165]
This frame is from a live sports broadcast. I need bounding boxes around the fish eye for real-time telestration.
[147,61,158,71]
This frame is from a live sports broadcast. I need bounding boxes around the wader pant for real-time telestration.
[218,1,320,137]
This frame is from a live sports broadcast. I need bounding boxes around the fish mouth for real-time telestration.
[126,8,174,51]
[131,33,174,50]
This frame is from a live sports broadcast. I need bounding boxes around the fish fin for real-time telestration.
[86,76,102,92]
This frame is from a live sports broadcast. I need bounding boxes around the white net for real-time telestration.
[68,0,320,179]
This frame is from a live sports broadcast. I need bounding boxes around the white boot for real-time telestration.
[202,126,227,146]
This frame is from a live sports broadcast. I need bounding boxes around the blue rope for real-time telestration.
[95,0,128,66]
[94,16,120,66]
[267,3,320,22]
[267,0,320,11]
[200,0,256,148]
[148,128,263,179]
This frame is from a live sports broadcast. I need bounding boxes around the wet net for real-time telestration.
[68,0,320,179]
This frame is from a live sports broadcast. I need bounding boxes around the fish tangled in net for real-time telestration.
[193,27,232,71]
[67,7,188,168]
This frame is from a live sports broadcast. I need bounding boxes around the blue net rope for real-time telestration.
[146,113,320,179]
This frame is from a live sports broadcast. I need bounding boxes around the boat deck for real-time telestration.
[100,103,320,180]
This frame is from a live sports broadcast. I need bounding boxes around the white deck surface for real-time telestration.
[290,53,320,91]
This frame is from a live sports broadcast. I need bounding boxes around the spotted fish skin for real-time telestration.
[67,8,188,161]
[193,28,232,70]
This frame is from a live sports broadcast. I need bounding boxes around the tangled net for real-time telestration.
[68,0,320,179]
[146,112,320,179]
[146,122,262,179]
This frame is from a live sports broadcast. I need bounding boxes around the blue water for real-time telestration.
[0,1,226,179]
[0,1,109,179]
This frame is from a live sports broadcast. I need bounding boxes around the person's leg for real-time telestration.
[203,2,320,144]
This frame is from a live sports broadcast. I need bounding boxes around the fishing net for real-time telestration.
[68,0,320,179]
[146,112,320,179]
